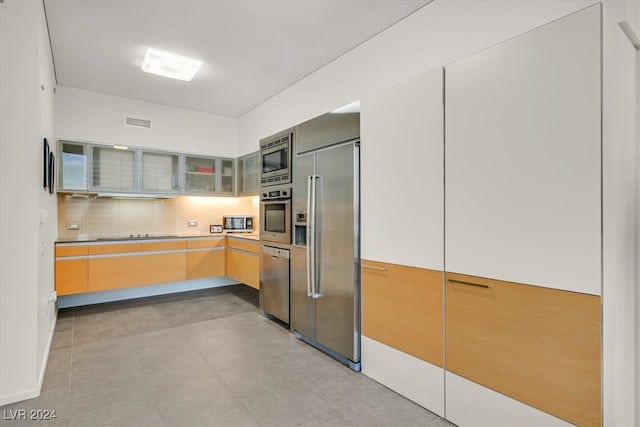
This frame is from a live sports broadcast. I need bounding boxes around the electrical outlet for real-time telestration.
[188,220,197,227]
[67,223,81,230]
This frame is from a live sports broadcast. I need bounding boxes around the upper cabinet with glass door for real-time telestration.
[58,140,235,196]
[59,141,88,191]
[184,155,217,194]
[220,158,235,194]
[141,151,180,194]
[91,145,136,192]
[237,151,259,195]
[184,155,235,195]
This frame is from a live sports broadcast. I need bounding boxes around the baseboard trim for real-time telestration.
[0,302,57,406]
[37,313,57,391]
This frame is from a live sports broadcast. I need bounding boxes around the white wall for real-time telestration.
[238,0,638,153]
[56,86,239,157]
[0,0,58,405]
[237,0,640,424]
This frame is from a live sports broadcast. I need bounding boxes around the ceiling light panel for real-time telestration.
[141,47,202,82]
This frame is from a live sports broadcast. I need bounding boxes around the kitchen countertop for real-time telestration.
[56,232,260,244]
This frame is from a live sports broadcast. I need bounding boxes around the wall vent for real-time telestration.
[125,117,151,128]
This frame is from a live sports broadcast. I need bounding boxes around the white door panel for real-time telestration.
[361,67,444,271]
[445,5,601,295]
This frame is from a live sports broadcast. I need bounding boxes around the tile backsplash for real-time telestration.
[57,194,259,239]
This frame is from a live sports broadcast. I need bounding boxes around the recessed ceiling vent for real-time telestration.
[125,117,151,129]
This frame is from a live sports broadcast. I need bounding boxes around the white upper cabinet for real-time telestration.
[445,5,601,295]
[361,67,444,270]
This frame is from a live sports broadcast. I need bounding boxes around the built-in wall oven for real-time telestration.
[260,184,291,244]
[260,129,292,187]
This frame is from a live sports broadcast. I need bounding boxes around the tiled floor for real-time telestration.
[0,285,453,427]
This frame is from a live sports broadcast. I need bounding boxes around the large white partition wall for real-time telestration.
[0,0,58,405]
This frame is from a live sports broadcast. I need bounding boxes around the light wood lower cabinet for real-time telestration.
[89,252,186,292]
[226,248,259,289]
[445,272,601,427]
[187,248,225,280]
[56,237,227,295]
[56,258,88,295]
[55,243,89,296]
[362,259,443,367]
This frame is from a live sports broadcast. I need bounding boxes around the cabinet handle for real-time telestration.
[362,264,388,272]
[448,279,492,289]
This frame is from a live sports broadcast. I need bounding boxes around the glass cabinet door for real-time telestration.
[59,141,88,191]
[92,146,136,191]
[220,158,235,194]
[184,155,216,193]
[237,151,259,195]
[141,151,179,193]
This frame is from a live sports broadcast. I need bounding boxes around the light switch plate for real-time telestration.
[67,223,81,230]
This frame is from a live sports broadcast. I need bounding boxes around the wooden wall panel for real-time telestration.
[362,259,443,367]
[445,272,601,427]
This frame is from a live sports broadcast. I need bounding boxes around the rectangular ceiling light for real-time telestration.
[141,47,202,82]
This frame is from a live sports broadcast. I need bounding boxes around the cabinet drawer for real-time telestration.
[88,242,141,255]
[55,244,88,257]
[445,272,601,427]
[88,252,186,291]
[187,237,225,249]
[55,258,88,295]
[187,248,225,279]
[226,237,259,253]
[362,260,443,367]
[140,240,187,252]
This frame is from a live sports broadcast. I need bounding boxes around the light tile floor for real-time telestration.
[0,285,454,427]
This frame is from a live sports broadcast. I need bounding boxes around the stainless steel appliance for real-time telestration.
[259,184,291,244]
[222,215,254,233]
[260,245,290,323]
[260,129,292,186]
[291,110,361,371]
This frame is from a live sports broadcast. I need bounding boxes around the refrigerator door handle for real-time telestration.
[306,175,314,297]
[312,175,321,298]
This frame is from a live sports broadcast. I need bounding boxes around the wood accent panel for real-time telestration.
[361,259,443,367]
[187,238,225,249]
[445,272,601,427]
[55,244,88,257]
[55,259,88,295]
[88,242,141,255]
[187,249,225,279]
[140,240,187,252]
[226,237,260,253]
[88,253,186,291]
[226,249,259,289]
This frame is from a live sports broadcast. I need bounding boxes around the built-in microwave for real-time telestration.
[260,130,292,186]
[223,215,254,233]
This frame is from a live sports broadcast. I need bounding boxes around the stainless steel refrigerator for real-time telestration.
[291,111,360,371]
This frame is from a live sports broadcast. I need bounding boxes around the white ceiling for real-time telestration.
[44,0,431,118]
